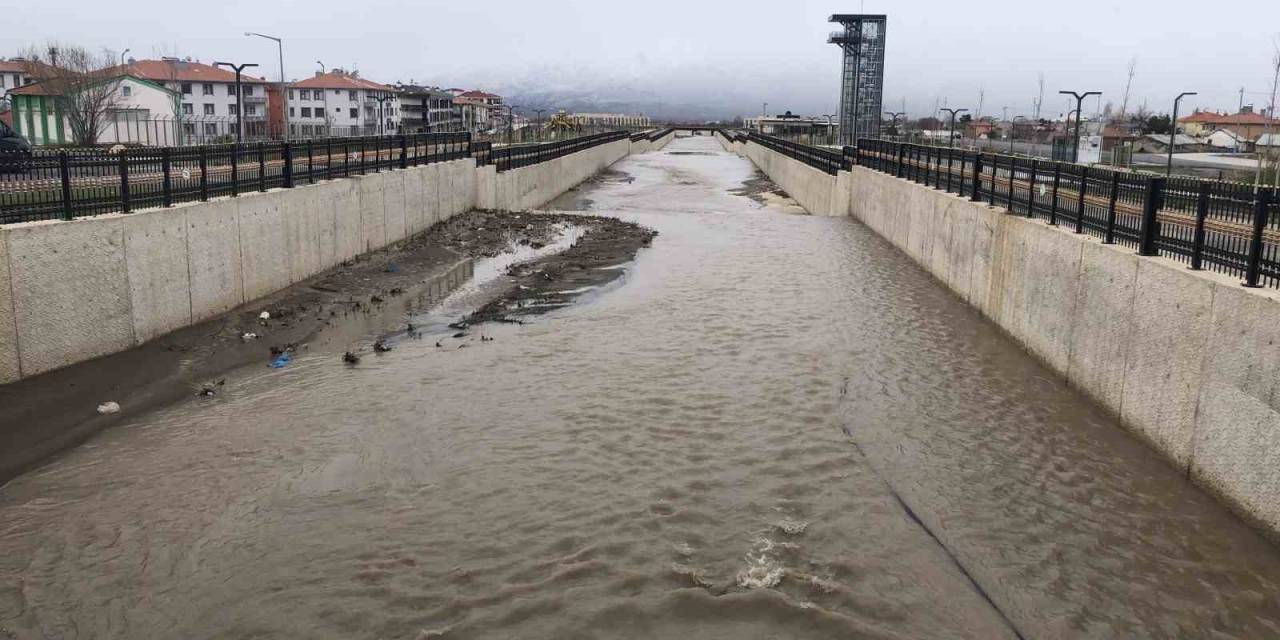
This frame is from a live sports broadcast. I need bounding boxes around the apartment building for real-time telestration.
[120,57,270,140]
[568,112,651,128]
[0,59,38,102]
[290,69,399,136]
[395,84,460,133]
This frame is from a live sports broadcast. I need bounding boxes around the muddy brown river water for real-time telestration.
[4,135,1280,639]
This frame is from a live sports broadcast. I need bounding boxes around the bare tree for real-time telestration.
[1034,72,1045,120]
[19,42,121,146]
[1119,57,1137,119]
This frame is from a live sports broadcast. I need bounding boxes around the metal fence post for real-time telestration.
[58,152,74,220]
[896,142,906,177]
[970,153,982,202]
[1243,188,1272,287]
[1103,171,1120,244]
[231,145,239,197]
[1138,176,1166,257]
[282,142,294,189]
[1006,157,1016,212]
[119,153,132,214]
[161,147,173,207]
[307,140,315,184]
[400,135,408,169]
[1190,181,1210,270]
[1074,169,1087,234]
[199,147,209,201]
[1027,160,1038,218]
[257,143,266,192]
[1048,163,1061,225]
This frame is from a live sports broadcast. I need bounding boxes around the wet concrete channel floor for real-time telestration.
[3,135,1280,639]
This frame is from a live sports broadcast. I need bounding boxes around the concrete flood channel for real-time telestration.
[2,135,1280,638]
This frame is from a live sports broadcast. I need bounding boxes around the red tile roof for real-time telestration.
[458,90,500,99]
[292,71,393,92]
[115,59,268,84]
[1178,110,1277,125]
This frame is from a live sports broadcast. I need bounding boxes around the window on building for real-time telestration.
[203,103,215,116]
[183,123,195,136]
[202,83,213,96]
[349,108,358,119]
[289,89,296,100]
[301,107,311,117]
[204,123,218,136]
[121,85,132,97]
[182,103,193,115]
[227,85,235,96]
[181,82,192,95]
[0,76,5,88]
[289,107,295,117]
[245,104,257,116]
[349,90,358,101]
[313,90,323,100]
[243,85,254,96]
[229,104,239,115]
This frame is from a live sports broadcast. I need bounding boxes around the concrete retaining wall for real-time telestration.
[733,139,847,217]
[0,135,645,383]
[737,139,1280,537]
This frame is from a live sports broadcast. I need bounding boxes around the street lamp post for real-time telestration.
[1059,90,1101,163]
[534,108,545,142]
[760,102,768,132]
[367,93,393,136]
[940,108,968,148]
[214,61,259,142]
[507,105,518,145]
[245,32,286,139]
[120,48,130,67]
[1168,91,1198,176]
[822,114,836,146]
[1010,116,1028,154]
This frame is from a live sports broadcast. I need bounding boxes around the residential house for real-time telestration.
[1204,129,1250,151]
[0,58,41,102]
[290,69,400,137]
[1178,107,1279,140]
[1131,133,1205,154]
[8,74,181,146]
[118,57,271,141]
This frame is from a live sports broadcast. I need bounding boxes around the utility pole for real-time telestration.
[1035,72,1045,120]
[1059,90,1101,163]
[215,61,259,142]
[1168,92,1197,176]
[940,108,968,148]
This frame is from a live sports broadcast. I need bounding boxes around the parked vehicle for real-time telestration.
[0,120,32,173]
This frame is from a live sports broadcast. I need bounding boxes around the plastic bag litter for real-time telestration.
[97,401,120,414]
[268,353,291,369]
[259,311,271,321]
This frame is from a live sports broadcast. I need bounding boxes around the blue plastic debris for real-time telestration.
[268,353,292,369]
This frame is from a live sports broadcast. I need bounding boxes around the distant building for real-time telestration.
[450,89,503,107]
[395,85,459,133]
[1203,129,1250,151]
[8,74,181,145]
[1178,107,1279,140]
[0,58,42,102]
[744,112,833,137]
[567,113,650,128]
[1132,133,1205,154]
[453,97,493,133]
[291,69,399,136]
[118,57,271,140]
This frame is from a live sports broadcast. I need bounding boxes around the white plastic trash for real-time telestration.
[97,401,121,415]
[259,311,271,321]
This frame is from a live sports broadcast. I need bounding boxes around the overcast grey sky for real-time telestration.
[7,0,1279,120]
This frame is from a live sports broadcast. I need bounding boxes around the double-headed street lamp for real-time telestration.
[245,32,286,138]
[940,108,968,148]
[367,93,393,135]
[822,113,836,145]
[1168,91,1198,176]
[214,61,259,142]
[1059,90,1101,162]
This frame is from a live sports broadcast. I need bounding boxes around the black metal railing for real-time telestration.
[854,138,1280,289]
[490,131,629,172]
[744,131,848,175]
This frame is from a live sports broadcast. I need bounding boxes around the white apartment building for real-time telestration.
[290,69,399,137]
[0,59,38,102]
[121,57,270,140]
